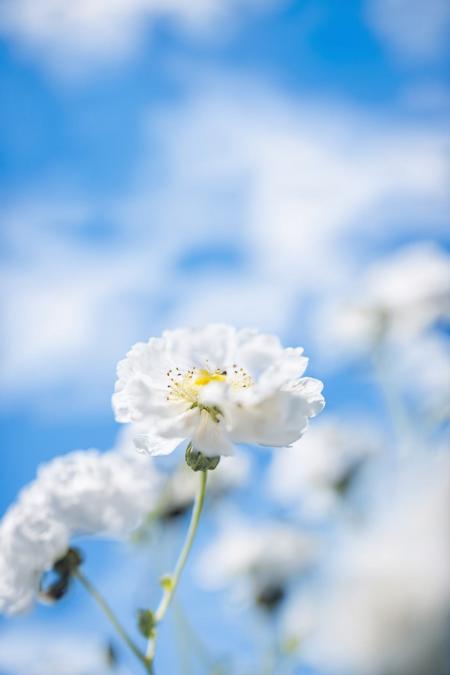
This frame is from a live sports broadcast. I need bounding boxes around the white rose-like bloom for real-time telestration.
[34,450,160,536]
[267,419,380,519]
[196,517,316,606]
[113,324,324,457]
[307,453,450,675]
[0,449,159,615]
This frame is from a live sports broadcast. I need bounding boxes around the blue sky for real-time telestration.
[0,0,449,672]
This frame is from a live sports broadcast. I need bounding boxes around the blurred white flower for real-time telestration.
[0,499,69,614]
[157,453,251,520]
[113,324,324,458]
[0,448,159,615]
[196,517,316,609]
[267,419,379,519]
[321,243,450,357]
[393,332,450,422]
[307,452,450,675]
[0,627,129,675]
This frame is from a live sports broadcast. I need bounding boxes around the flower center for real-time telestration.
[166,365,252,406]
[194,369,227,386]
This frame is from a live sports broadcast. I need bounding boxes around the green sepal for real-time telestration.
[185,443,220,472]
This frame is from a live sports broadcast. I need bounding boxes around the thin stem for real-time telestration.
[174,599,227,673]
[371,341,414,457]
[146,470,208,663]
[74,569,151,673]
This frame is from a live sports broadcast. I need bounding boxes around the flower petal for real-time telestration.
[192,411,236,457]
[134,433,184,457]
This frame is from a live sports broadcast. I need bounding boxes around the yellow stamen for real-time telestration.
[194,369,227,387]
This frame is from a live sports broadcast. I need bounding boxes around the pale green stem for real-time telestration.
[371,337,415,457]
[74,569,151,673]
[145,470,208,664]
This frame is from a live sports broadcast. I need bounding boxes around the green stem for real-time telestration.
[74,569,151,673]
[145,470,208,664]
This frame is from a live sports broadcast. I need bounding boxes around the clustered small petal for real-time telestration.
[113,324,325,457]
[0,450,159,615]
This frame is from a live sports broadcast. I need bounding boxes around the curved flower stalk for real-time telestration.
[113,324,324,457]
[142,470,209,665]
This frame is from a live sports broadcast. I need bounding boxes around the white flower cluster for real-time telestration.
[113,324,324,457]
[0,449,159,615]
[307,453,450,675]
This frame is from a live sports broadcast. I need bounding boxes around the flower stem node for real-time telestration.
[137,609,156,639]
[160,575,174,592]
[185,444,220,472]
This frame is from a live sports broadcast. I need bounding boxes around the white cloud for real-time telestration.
[366,0,450,61]
[1,78,448,416]
[0,0,276,76]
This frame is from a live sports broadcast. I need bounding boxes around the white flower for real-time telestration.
[267,419,380,519]
[196,516,316,605]
[0,448,159,615]
[113,324,324,457]
[35,450,160,536]
[307,453,450,675]
[320,243,450,356]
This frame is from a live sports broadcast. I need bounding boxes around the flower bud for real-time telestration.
[185,444,220,472]
[137,609,156,638]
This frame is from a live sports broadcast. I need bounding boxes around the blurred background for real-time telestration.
[0,1,449,674]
